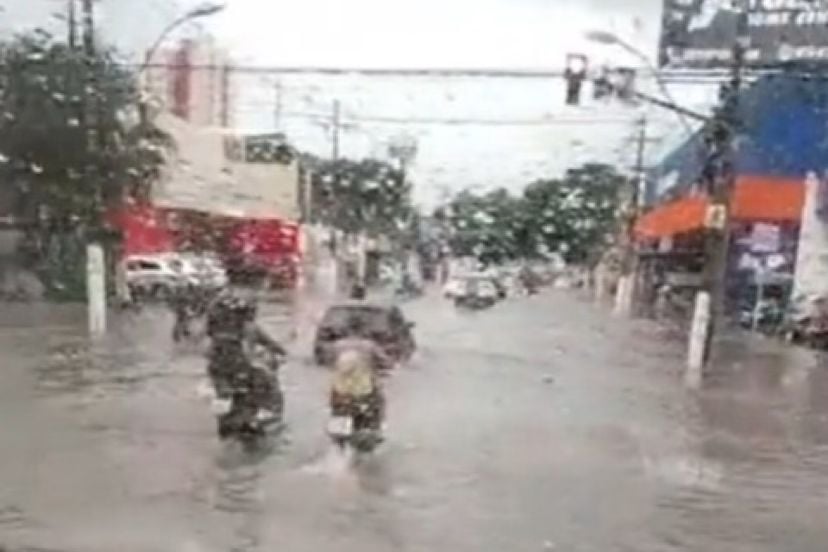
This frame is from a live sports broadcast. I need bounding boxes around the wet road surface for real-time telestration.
[2,292,828,551]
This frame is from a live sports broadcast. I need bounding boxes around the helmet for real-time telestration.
[227,296,256,320]
[208,293,256,340]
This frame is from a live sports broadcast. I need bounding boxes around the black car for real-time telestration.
[313,301,416,366]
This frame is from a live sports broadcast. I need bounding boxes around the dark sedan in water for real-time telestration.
[313,301,417,366]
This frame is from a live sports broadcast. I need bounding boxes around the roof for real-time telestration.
[635,176,805,239]
[638,72,823,238]
[648,72,828,202]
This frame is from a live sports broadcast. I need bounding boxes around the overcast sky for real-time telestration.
[3,0,712,208]
[208,0,663,68]
[199,0,701,207]
[201,0,713,207]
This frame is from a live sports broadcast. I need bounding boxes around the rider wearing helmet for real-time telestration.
[206,291,286,399]
[171,282,199,342]
[329,315,391,430]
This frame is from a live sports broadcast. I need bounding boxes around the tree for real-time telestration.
[443,163,626,265]
[0,32,171,298]
[520,163,625,263]
[446,188,523,266]
[308,157,412,237]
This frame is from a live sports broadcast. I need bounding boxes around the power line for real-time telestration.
[127,61,780,84]
[122,61,737,79]
[229,107,640,126]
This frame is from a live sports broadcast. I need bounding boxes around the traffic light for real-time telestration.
[593,67,613,100]
[591,67,637,103]
[614,67,637,103]
[564,54,588,105]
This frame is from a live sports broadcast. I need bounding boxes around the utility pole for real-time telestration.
[331,99,341,161]
[615,116,647,316]
[81,0,99,152]
[687,3,749,382]
[633,117,647,206]
[274,80,283,130]
[81,0,106,336]
[67,0,77,48]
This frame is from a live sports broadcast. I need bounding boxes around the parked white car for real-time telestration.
[179,253,229,289]
[125,254,188,299]
[125,252,228,300]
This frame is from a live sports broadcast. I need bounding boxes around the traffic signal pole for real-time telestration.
[686,13,748,385]
[585,10,747,383]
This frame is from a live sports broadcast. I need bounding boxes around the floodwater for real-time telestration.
[1,291,828,551]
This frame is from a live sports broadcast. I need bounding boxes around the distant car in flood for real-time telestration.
[445,273,505,302]
[313,301,417,366]
[452,275,500,309]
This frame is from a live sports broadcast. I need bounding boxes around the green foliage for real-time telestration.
[308,157,412,236]
[0,32,172,299]
[445,163,626,264]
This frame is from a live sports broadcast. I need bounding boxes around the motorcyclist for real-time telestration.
[350,282,367,300]
[171,283,198,342]
[519,264,539,295]
[206,292,287,400]
[396,271,421,297]
[329,316,391,431]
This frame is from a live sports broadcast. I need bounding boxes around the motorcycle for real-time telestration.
[327,391,383,453]
[779,296,828,349]
[394,274,424,300]
[394,283,423,300]
[212,348,285,444]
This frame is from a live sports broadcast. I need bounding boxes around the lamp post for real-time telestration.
[138,2,225,120]
[142,3,225,73]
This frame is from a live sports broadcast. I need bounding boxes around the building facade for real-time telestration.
[147,35,234,128]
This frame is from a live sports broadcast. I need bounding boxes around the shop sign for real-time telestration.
[749,222,780,253]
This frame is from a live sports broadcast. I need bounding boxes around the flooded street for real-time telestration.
[0,291,825,551]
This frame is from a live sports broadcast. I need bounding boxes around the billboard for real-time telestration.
[660,0,828,68]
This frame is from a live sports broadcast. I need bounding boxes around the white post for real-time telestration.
[594,265,607,303]
[357,233,368,284]
[114,257,131,306]
[752,269,764,332]
[614,274,634,316]
[686,290,711,388]
[86,242,107,336]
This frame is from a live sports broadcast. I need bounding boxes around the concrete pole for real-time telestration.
[692,4,747,371]
[686,290,710,388]
[87,243,107,336]
[82,0,106,335]
[615,116,647,317]
[614,274,634,316]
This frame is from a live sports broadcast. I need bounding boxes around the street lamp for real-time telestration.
[138,2,225,122]
[142,2,226,72]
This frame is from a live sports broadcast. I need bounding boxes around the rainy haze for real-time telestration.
[2,0,828,551]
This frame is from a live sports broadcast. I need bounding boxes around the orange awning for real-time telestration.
[634,195,707,240]
[729,176,804,221]
[634,176,805,240]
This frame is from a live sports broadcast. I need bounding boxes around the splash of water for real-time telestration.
[301,445,357,479]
